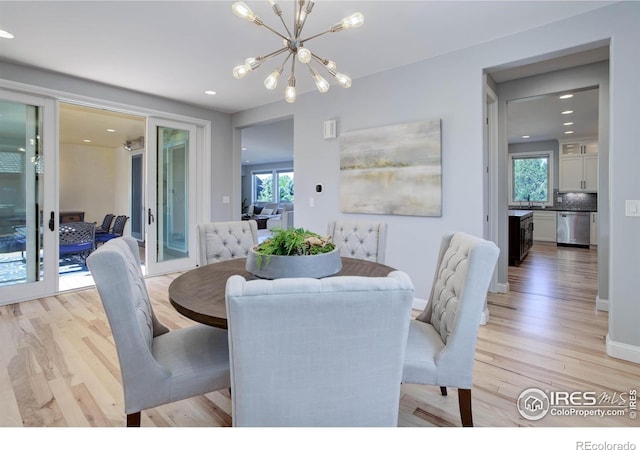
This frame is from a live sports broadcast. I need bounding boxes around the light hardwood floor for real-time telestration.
[0,242,638,427]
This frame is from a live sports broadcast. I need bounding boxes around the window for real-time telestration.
[509,151,553,206]
[253,169,294,204]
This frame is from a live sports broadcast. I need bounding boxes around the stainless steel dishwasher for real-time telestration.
[557,211,591,247]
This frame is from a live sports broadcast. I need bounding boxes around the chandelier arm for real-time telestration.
[277,14,293,38]
[258,46,289,63]
[259,21,291,42]
[297,2,314,38]
[300,29,332,44]
[294,0,306,39]
[290,51,297,78]
[279,51,293,70]
[311,53,334,70]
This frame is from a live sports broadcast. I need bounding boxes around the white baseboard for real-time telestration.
[412,297,427,311]
[496,282,509,294]
[480,307,490,326]
[596,295,609,312]
[606,334,640,364]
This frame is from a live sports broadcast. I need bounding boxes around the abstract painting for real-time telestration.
[339,119,442,216]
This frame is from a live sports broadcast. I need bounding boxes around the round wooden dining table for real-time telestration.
[168,257,396,329]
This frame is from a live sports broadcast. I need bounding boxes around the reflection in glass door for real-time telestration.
[0,91,55,304]
[146,119,197,275]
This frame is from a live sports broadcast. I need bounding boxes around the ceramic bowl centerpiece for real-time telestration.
[246,227,342,279]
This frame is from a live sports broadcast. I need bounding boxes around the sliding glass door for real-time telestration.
[0,90,56,304]
[145,118,197,275]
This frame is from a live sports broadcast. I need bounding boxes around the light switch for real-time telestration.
[625,200,640,217]
[309,197,315,207]
[222,195,230,204]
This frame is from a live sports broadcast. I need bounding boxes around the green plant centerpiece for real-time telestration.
[245,227,342,279]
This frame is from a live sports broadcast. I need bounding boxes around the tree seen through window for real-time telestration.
[512,156,549,203]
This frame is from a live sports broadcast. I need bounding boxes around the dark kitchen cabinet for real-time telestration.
[509,211,534,266]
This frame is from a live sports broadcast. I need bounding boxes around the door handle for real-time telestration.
[148,208,155,225]
[49,211,55,231]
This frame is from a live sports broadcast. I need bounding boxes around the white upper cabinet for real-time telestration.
[559,140,598,192]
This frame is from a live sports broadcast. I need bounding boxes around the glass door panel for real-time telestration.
[0,91,56,304]
[145,119,197,275]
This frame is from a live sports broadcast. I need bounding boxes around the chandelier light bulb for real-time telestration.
[341,12,364,29]
[313,73,330,93]
[264,69,282,90]
[232,2,257,22]
[324,60,337,70]
[285,76,296,103]
[297,48,312,64]
[233,64,251,79]
[334,72,352,88]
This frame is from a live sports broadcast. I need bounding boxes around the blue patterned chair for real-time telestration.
[59,221,95,266]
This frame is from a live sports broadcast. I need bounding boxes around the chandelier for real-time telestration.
[231,1,364,103]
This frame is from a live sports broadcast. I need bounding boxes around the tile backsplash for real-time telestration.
[553,190,597,211]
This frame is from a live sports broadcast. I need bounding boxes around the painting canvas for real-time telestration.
[340,119,442,216]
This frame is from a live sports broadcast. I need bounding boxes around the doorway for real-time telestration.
[239,117,295,240]
[486,45,609,308]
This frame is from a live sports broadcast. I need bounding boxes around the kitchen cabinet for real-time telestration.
[590,212,598,246]
[509,211,534,266]
[533,210,557,242]
[559,140,598,192]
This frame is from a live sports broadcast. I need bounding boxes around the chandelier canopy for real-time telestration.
[231,1,364,103]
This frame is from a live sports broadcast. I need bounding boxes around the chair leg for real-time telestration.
[458,388,473,427]
[127,412,141,427]
[440,386,448,396]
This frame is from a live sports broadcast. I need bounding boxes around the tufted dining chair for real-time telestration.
[197,220,258,266]
[401,231,499,427]
[225,271,415,426]
[327,220,388,264]
[86,236,231,426]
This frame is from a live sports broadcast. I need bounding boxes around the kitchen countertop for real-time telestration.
[509,206,597,212]
[508,210,533,217]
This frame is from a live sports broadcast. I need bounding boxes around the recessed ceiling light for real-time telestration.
[106,128,116,133]
[241,147,247,151]
[18,147,25,152]
[562,110,574,115]
[205,90,217,95]
[564,131,574,134]
[563,122,574,126]
[0,29,14,39]
[559,94,574,99]
[245,160,250,163]
[83,139,92,143]
[522,135,530,139]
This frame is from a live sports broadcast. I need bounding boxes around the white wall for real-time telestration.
[232,2,640,360]
[59,143,115,223]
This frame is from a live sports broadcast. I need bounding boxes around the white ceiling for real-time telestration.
[0,1,613,158]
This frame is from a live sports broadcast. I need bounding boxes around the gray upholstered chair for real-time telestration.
[266,209,293,230]
[401,231,499,427]
[86,236,230,426]
[225,271,415,426]
[327,220,388,264]
[197,220,258,266]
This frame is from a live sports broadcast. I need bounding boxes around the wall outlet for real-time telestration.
[557,196,563,203]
